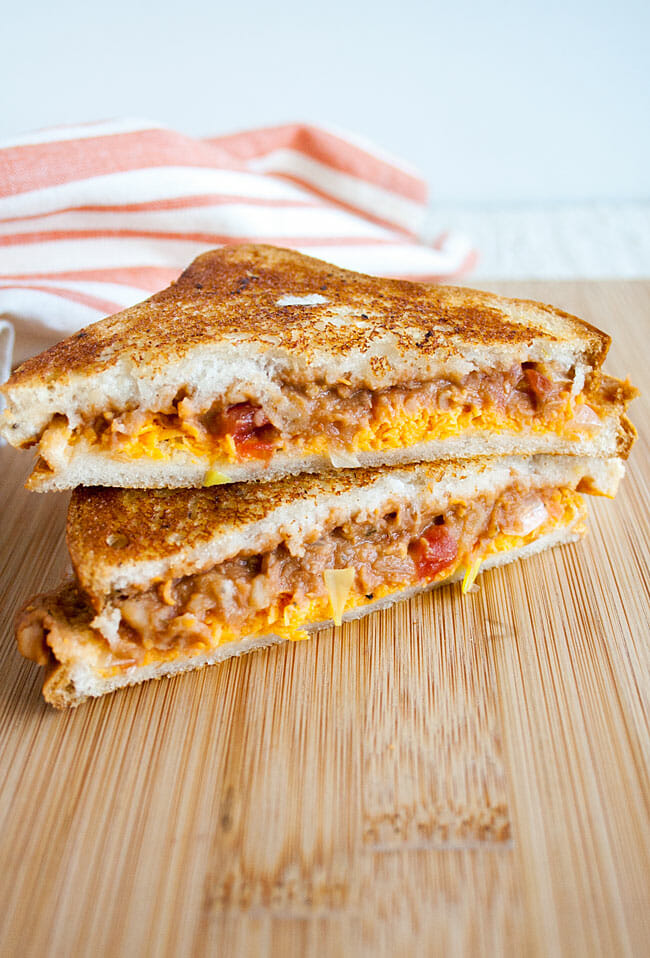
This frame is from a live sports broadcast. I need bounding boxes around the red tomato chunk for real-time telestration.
[411,524,458,580]
[523,368,553,405]
[221,402,270,439]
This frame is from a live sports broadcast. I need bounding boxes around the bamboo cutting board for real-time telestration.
[0,281,648,957]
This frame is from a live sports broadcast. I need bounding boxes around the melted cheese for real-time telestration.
[203,468,229,486]
[324,568,356,626]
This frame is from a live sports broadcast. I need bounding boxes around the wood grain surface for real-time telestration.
[0,281,648,957]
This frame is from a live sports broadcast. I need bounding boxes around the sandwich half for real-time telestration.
[1,244,636,491]
[17,454,623,707]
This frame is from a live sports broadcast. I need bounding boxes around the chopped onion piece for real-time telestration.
[328,448,361,468]
[570,402,602,430]
[500,495,548,537]
[91,608,121,647]
[462,558,482,594]
[324,568,356,626]
[250,575,269,611]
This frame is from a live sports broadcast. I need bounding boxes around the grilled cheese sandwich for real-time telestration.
[0,245,637,491]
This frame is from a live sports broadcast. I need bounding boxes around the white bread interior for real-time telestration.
[26,419,628,492]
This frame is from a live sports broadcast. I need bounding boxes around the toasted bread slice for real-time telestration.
[25,392,636,491]
[1,245,637,489]
[65,453,623,604]
[17,454,624,706]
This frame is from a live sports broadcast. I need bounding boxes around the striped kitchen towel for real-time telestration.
[0,118,476,380]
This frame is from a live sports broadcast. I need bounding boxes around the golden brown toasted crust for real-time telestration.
[594,375,639,459]
[615,416,636,458]
[42,664,84,709]
[3,244,610,390]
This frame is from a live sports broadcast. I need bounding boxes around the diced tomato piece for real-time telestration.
[218,403,276,461]
[235,434,276,462]
[523,367,552,405]
[221,402,270,439]
[412,524,458,580]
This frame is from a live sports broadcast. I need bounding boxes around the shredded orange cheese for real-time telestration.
[106,396,589,465]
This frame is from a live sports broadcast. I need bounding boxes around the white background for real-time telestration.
[2,0,648,206]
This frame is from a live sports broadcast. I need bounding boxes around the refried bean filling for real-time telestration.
[105,483,577,661]
[79,361,597,457]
